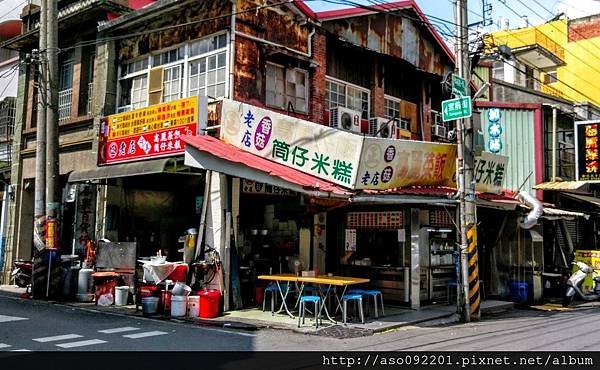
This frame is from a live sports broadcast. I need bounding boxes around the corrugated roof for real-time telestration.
[181,135,352,196]
[534,181,590,190]
[542,207,589,220]
[562,192,600,208]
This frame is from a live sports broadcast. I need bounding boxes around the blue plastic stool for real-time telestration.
[342,293,364,324]
[362,290,385,318]
[346,289,365,295]
[263,283,290,314]
[298,295,322,328]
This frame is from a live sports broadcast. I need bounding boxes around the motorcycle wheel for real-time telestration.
[15,276,29,288]
[562,293,574,307]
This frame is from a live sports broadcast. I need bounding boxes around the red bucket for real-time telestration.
[199,289,221,318]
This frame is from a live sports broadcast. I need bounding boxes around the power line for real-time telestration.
[486,37,600,109]
[497,0,600,85]
[530,0,600,56]
[0,1,27,23]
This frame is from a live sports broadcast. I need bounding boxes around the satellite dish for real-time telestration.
[340,112,353,130]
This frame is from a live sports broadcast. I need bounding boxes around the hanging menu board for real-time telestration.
[346,211,403,229]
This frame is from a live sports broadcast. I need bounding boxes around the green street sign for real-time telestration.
[442,96,472,122]
[452,75,468,96]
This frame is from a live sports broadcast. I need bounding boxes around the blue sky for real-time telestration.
[305,0,597,41]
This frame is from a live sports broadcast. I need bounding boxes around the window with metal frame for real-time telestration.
[325,77,370,119]
[117,33,228,112]
[266,63,308,113]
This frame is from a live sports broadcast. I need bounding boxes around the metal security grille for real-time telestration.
[0,97,15,165]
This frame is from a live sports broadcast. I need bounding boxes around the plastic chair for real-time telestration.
[346,288,365,295]
[298,295,322,328]
[262,283,290,314]
[362,289,385,318]
[342,293,364,325]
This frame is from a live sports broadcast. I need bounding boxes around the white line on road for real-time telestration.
[32,334,83,342]
[98,327,140,334]
[0,315,29,323]
[11,349,31,352]
[206,327,257,338]
[56,339,107,349]
[0,343,12,349]
[123,331,168,339]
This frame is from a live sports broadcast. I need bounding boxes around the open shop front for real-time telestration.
[326,197,460,310]
[236,180,315,308]
[67,157,208,309]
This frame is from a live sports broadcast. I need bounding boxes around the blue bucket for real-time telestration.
[510,281,529,303]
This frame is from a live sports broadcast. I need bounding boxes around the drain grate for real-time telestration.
[309,325,373,339]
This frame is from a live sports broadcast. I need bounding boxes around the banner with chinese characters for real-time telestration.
[576,120,600,181]
[355,138,457,189]
[98,96,199,165]
[241,179,296,196]
[473,152,508,194]
[220,100,364,188]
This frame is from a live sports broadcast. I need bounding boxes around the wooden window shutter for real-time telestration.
[148,67,164,106]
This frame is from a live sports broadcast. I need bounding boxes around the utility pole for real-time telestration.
[456,0,480,322]
[46,0,59,250]
[33,0,47,253]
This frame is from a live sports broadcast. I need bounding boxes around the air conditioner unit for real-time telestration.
[368,117,394,138]
[431,110,442,126]
[432,124,447,138]
[329,107,362,133]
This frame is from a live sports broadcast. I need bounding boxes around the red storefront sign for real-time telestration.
[98,97,199,165]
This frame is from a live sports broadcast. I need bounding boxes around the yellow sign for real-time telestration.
[355,138,457,189]
[574,250,600,293]
[107,97,198,139]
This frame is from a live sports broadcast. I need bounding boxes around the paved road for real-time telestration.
[1,293,600,352]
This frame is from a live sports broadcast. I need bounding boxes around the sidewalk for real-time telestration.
[0,285,514,338]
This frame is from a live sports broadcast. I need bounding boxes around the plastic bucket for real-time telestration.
[142,297,159,315]
[171,282,192,296]
[171,295,188,317]
[510,281,529,303]
[187,296,200,317]
[199,289,221,318]
[115,286,129,306]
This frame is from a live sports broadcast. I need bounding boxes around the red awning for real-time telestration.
[181,135,353,197]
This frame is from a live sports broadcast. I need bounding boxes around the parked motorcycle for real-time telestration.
[562,261,600,307]
[10,259,32,288]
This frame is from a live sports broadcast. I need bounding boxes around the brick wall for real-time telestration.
[310,31,327,125]
[569,17,600,42]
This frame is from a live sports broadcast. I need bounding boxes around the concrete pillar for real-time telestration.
[410,208,421,309]
[2,59,28,282]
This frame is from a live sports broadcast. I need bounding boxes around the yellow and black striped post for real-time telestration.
[466,223,481,320]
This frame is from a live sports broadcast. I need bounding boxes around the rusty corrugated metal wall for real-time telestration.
[321,11,452,76]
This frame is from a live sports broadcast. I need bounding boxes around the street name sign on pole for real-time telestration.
[442,96,472,122]
[452,75,468,96]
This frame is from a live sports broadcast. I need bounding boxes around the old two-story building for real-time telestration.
[66,0,483,311]
[0,0,157,284]
[1,0,520,311]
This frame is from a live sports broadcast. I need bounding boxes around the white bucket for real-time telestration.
[187,296,200,317]
[115,286,129,306]
[171,295,188,317]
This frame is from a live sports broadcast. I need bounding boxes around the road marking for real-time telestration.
[11,349,31,352]
[0,315,29,323]
[0,343,12,349]
[32,334,83,343]
[98,326,140,334]
[207,327,256,338]
[123,331,168,339]
[56,339,107,349]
